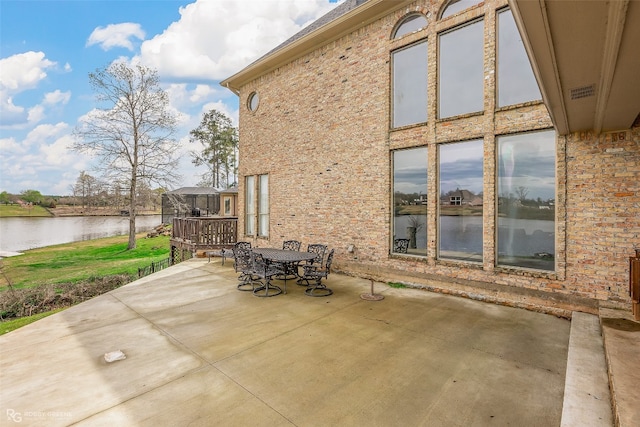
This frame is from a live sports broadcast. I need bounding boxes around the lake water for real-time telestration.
[394,215,555,256]
[0,215,162,253]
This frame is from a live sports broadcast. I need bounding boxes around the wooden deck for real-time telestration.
[170,217,237,262]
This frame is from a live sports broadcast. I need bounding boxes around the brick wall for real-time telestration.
[235,0,639,312]
[565,129,640,302]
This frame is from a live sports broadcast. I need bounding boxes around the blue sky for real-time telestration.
[0,0,340,195]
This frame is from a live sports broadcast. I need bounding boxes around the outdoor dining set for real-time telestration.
[230,240,335,297]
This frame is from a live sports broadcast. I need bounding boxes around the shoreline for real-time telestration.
[0,210,161,219]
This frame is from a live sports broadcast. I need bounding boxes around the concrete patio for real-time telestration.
[0,258,636,426]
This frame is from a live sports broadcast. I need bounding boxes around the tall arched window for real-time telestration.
[392,14,428,39]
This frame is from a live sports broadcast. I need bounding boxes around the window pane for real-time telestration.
[439,140,484,261]
[258,174,269,237]
[393,14,428,39]
[248,92,259,111]
[245,176,255,235]
[439,20,484,118]
[498,9,541,107]
[393,41,428,128]
[393,147,428,255]
[441,0,482,19]
[497,130,556,271]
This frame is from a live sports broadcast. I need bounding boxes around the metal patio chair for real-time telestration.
[251,251,283,297]
[276,240,302,280]
[297,244,327,286]
[232,244,257,291]
[301,249,335,297]
[282,240,301,251]
[394,238,409,253]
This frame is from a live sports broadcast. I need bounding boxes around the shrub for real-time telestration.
[0,275,132,320]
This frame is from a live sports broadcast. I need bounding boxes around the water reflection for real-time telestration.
[0,215,161,253]
[394,214,555,268]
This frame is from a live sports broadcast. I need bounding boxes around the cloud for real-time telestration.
[43,90,71,106]
[0,124,89,193]
[0,51,57,127]
[0,136,23,154]
[24,122,70,148]
[0,97,27,126]
[165,83,225,110]
[0,51,56,92]
[164,83,238,132]
[136,0,338,81]
[440,140,484,193]
[41,134,78,167]
[86,23,146,51]
[200,100,238,126]
[2,90,72,130]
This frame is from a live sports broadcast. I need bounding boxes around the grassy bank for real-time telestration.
[0,204,52,217]
[0,233,171,334]
[1,233,171,289]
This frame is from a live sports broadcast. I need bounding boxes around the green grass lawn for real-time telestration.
[1,233,171,289]
[0,204,52,217]
[0,233,172,334]
[0,309,65,335]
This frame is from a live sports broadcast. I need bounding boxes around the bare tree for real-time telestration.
[73,63,180,249]
[73,171,98,209]
[515,186,529,202]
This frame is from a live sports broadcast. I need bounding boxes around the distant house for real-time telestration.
[161,187,220,224]
[413,195,427,205]
[441,189,481,206]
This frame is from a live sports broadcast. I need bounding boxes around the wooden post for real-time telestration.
[630,249,640,321]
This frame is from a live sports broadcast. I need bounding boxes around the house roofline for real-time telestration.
[220,0,414,93]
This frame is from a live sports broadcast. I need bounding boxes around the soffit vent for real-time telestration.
[570,84,596,100]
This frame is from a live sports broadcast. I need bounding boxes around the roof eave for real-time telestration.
[220,0,414,93]
[509,0,640,136]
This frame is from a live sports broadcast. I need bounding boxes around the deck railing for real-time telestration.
[170,217,237,262]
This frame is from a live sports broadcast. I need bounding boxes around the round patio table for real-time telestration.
[252,248,317,264]
[251,248,317,295]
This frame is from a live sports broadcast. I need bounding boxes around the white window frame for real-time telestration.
[245,176,255,236]
[258,174,269,237]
